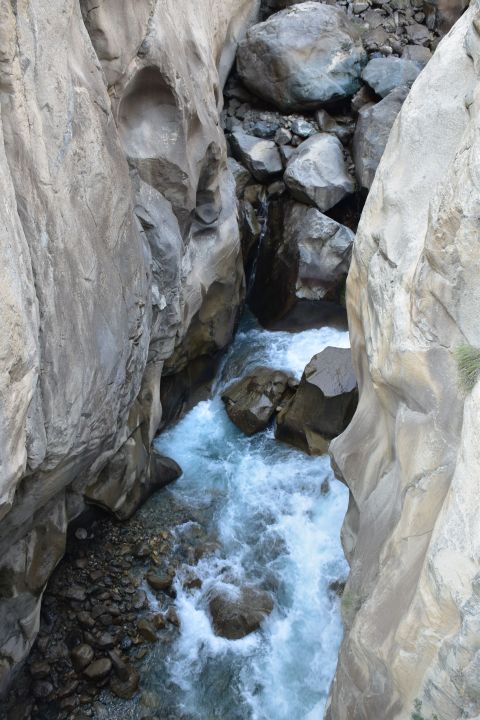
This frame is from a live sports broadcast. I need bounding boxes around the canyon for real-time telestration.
[0,0,478,719]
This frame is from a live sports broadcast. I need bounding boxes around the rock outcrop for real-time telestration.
[276,347,357,454]
[0,0,259,694]
[328,7,480,719]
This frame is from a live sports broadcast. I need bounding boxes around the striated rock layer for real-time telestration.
[329,6,480,720]
[0,0,259,693]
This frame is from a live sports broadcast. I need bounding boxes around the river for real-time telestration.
[131,312,350,719]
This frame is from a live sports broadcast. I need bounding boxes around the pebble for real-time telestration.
[146,572,172,592]
[71,644,94,672]
[137,619,158,642]
[83,658,112,681]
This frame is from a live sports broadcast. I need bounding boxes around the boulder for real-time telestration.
[221,368,293,435]
[249,200,354,326]
[83,658,112,681]
[284,134,355,211]
[230,131,283,183]
[209,586,274,640]
[237,2,367,111]
[275,347,357,454]
[226,157,252,199]
[353,86,409,191]
[361,57,422,98]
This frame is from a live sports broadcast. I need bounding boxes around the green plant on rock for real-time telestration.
[411,698,439,720]
[454,344,480,393]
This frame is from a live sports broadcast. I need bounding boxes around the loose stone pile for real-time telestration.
[223,0,460,327]
[0,496,217,720]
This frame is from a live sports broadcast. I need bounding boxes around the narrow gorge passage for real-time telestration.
[104,313,350,720]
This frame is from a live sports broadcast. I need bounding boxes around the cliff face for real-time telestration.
[329,6,480,719]
[0,0,258,692]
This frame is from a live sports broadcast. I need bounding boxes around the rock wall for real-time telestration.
[329,5,480,719]
[0,0,259,693]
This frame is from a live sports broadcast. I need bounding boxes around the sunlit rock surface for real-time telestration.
[329,7,480,719]
[0,0,259,692]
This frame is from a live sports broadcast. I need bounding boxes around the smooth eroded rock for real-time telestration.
[221,368,293,435]
[276,347,357,454]
[237,2,367,111]
[284,134,355,211]
[209,586,274,639]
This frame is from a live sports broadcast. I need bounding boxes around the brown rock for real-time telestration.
[275,347,357,455]
[83,657,112,680]
[209,586,273,640]
[137,619,157,642]
[222,368,293,435]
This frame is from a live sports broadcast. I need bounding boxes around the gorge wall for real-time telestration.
[0,0,259,693]
[329,4,480,719]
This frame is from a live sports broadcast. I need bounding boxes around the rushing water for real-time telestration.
[142,313,349,720]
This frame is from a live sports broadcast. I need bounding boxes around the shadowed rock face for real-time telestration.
[0,0,259,694]
[328,7,480,719]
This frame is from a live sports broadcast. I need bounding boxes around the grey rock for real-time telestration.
[353,86,410,190]
[275,347,357,454]
[226,157,252,199]
[315,110,355,144]
[405,21,430,44]
[230,131,283,183]
[274,127,293,145]
[237,2,367,111]
[284,134,355,211]
[402,44,433,66]
[71,644,95,673]
[291,119,316,138]
[361,57,422,97]
[209,586,274,640]
[221,368,293,435]
[249,120,281,139]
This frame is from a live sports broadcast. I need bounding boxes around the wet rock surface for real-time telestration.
[208,586,274,640]
[275,347,358,454]
[221,368,294,435]
[0,493,202,720]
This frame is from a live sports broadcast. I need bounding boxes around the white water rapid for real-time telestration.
[138,313,350,720]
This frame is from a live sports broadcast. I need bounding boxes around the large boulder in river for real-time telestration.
[230,131,283,183]
[361,57,422,98]
[284,134,355,212]
[222,368,293,435]
[353,86,409,191]
[275,347,357,455]
[249,200,354,326]
[236,3,367,112]
[209,586,274,640]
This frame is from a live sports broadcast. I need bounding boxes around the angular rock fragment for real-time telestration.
[230,131,283,183]
[222,368,293,435]
[275,347,357,454]
[284,134,355,212]
[353,86,409,190]
[361,57,422,97]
